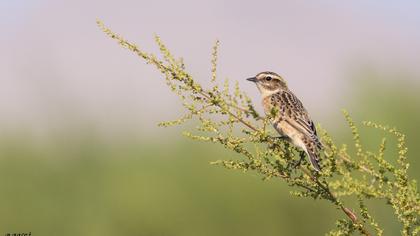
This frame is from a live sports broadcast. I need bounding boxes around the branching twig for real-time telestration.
[97,20,420,236]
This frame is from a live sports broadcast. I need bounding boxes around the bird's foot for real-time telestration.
[291,152,306,169]
[268,136,289,149]
[272,135,290,142]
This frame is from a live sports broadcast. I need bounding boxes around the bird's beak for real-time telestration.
[246,77,257,82]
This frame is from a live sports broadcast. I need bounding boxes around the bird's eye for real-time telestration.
[266,76,272,81]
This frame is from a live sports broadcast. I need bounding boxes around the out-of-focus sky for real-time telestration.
[1,0,420,138]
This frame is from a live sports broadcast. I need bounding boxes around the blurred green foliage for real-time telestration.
[0,135,339,236]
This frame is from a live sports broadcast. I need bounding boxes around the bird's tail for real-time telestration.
[305,148,321,172]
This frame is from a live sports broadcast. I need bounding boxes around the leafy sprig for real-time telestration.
[97,20,420,236]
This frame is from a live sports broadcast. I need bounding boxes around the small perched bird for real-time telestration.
[247,71,322,171]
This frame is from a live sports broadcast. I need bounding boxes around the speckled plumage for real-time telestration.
[247,71,322,171]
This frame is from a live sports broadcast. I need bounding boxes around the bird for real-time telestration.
[247,71,322,171]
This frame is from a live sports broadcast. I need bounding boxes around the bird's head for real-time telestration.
[247,71,287,95]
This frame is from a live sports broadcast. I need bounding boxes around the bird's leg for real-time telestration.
[291,151,306,169]
[272,135,290,143]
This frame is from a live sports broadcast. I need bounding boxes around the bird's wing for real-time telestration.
[274,90,322,149]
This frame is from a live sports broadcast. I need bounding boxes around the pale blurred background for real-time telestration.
[1,1,419,235]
